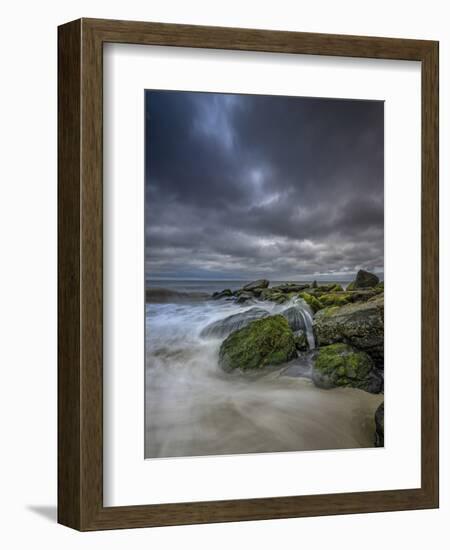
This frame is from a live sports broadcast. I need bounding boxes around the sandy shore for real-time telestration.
[145,363,383,459]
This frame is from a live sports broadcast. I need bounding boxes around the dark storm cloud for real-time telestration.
[145,90,384,280]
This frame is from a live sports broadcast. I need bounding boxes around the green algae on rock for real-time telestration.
[298,292,323,313]
[312,343,382,393]
[200,307,270,338]
[318,292,351,307]
[313,295,384,366]
[219,315,297,372]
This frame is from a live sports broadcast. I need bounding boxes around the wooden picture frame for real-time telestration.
[58,18,439,531]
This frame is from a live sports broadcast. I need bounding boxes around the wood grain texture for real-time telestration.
[420,41,439,506]
[58,18,439,531]
[57,19,82,530]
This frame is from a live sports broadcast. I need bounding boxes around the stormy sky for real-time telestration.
[145,90,384,281]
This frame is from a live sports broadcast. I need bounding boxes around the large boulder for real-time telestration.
[243,279,269,292]
[313,296,384,366]
[219,315,297,372]
[374,402,384,446]
[200,307,270,338]
[347,269,379,290]
[312,343,382,393]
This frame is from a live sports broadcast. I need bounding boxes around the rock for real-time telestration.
[211,288,233,300]
[348,269,379,290]
[250,287,264,297]
[219,315,297,372]
[315,283,343,293]
[293,331,308,351]
[200,307,270,338]
[312,343,382,393]
[346,290,377,303]
[331,283,344,292]
[271,282,310,293]
[280,306,307,332]
[375,282,384,294]
[236,291,255,304]
[312,280,318,288]
[272,294,289,304]
[259,288,273,300]
[298,292,323,313]
[374,402,384,446]
[259,289,289,304]
[313,296,384,366]
[243,279,269,292]
[318,292,351,307]
[237,287,264,298]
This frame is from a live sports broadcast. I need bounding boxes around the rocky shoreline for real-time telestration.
[207,269,384,446]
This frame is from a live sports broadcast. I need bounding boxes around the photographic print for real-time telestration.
[144,90,384,459]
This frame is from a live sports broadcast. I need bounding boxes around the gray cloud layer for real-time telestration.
[145,91,384,281]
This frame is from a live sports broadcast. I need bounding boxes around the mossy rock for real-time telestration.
[298,292,323,313]
[260,288,289,304]
[200,307,270,338]
[331,283,344,292]
[318,292,351,307]
[313,297,384,366]
[319,306,340,318]
[271,282,310,293]
[312,343,381,393]
[316,283,337,292]
[219,315,297,372]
